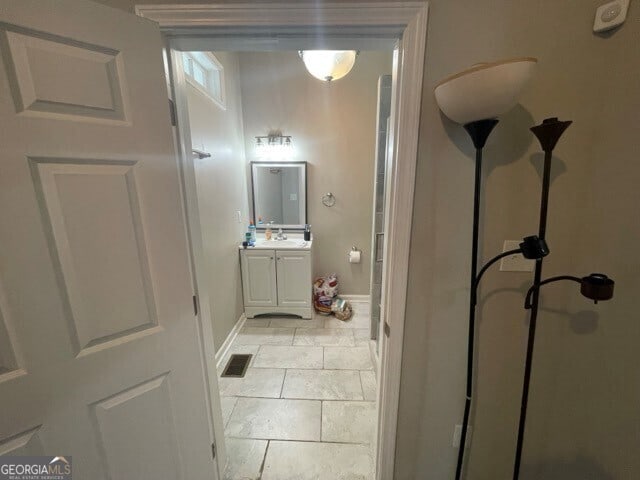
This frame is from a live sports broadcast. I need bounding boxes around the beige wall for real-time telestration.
[186,52,249,352]
[396,1,639,479]
[238,51,392,294]
[95,0,639,477]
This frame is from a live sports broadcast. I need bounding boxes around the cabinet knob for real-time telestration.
[270,256,274,260]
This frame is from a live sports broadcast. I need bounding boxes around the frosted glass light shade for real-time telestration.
[299,50,358,82]
[434,57,537,125]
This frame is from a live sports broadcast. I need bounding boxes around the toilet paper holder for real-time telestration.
[348,246,362,263]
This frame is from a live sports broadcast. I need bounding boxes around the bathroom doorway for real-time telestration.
[174,46,391,479]
[138,3,428,479]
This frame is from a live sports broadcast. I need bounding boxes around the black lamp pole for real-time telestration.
[454,117,614,480]
[455,118,498,480]
[512,117,572,479]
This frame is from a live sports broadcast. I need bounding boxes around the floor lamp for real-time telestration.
[435,57,538,480]
[511,118,615,479]
[435,61,616,480]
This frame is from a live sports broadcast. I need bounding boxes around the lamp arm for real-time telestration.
[473,249,521,305]
[524,275,582,309]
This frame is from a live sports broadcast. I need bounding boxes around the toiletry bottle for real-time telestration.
[249,220,257,243]
[258,216,263,226]
[245,232,253,247]
[265,222,273,241]
[304,224,311,241]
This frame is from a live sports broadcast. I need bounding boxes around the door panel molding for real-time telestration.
[0,277,26,384]
[90,373,183,480]
[0,22,130,124]
[29,157,160,357]
[0,425,43,456]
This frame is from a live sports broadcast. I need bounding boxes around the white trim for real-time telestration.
[339,294,371,303]
[164,44,226,478]
[214,314,247,370]
[376,5,428,478]
[138,4,429,479]
[136,3,424,29]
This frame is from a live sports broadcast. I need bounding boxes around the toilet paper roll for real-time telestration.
[349,249,361,264]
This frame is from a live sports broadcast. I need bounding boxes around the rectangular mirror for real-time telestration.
[251,161,307,229]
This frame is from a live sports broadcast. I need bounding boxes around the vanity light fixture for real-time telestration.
[298,50,358,82]
[434,57,538,480]
[255,134,293,160]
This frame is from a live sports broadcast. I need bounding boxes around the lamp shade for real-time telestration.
[299,50,358,82]
[434,57,537,124]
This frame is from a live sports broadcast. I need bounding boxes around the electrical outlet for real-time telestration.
[453,424,472,448]
[499,240,535,272]
[236,210,242,223]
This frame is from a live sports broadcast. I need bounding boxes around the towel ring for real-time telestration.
[322,192,336,207]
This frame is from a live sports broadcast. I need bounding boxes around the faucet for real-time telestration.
[276,228,287,240]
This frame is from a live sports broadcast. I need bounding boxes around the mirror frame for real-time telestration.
[250,161,307,230]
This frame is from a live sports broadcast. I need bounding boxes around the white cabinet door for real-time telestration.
[0,1,217,479]
[276,251,312,307]
[241,250,277,306]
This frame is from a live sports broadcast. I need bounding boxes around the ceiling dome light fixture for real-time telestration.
[298,50,358,82]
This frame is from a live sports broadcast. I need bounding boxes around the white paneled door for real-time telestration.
[0,1,218,479]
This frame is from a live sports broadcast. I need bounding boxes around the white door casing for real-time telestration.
[276,251,312,308]
[139,4,429,478]
[240,250,277,307]
[0,1,217,479]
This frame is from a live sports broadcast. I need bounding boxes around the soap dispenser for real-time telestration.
[265,222,273,240]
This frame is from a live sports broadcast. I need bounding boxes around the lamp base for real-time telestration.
[463,119,499,149]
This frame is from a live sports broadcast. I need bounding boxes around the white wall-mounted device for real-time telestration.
[593,0,630,32]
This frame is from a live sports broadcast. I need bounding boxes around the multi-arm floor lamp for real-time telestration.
[434,59,615,480]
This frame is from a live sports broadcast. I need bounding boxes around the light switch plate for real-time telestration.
[499,240,535,272]
[593,0,629,32]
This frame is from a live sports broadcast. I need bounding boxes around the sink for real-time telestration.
[266,239,298,247]
[247,237,311,250]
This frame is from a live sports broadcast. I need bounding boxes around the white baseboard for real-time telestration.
[340,294,371,303]
[215,313,246,370]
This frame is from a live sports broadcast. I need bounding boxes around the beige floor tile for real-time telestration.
[226,398,321,441]
[293,328,354,347]
[235,327,295,346]
[322,401,376,444]
[262,441,373,480]
[269,317,324,328]
[253,345,323,369]
[353,329,372,346]
[323,313,371,329]
[220,396,238,428]
[219,368,284,398]
[360,371,377,401]
[282,369,363,400]
[323,346,373,370]
[223,438,268,480]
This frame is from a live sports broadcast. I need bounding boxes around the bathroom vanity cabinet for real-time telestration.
[240,246,312,319]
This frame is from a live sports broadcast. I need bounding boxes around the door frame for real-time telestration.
[137,3,428,478]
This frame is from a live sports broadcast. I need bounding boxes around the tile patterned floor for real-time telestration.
[219,303,377,480]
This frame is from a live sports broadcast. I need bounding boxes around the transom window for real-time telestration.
[182,52,225,109]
